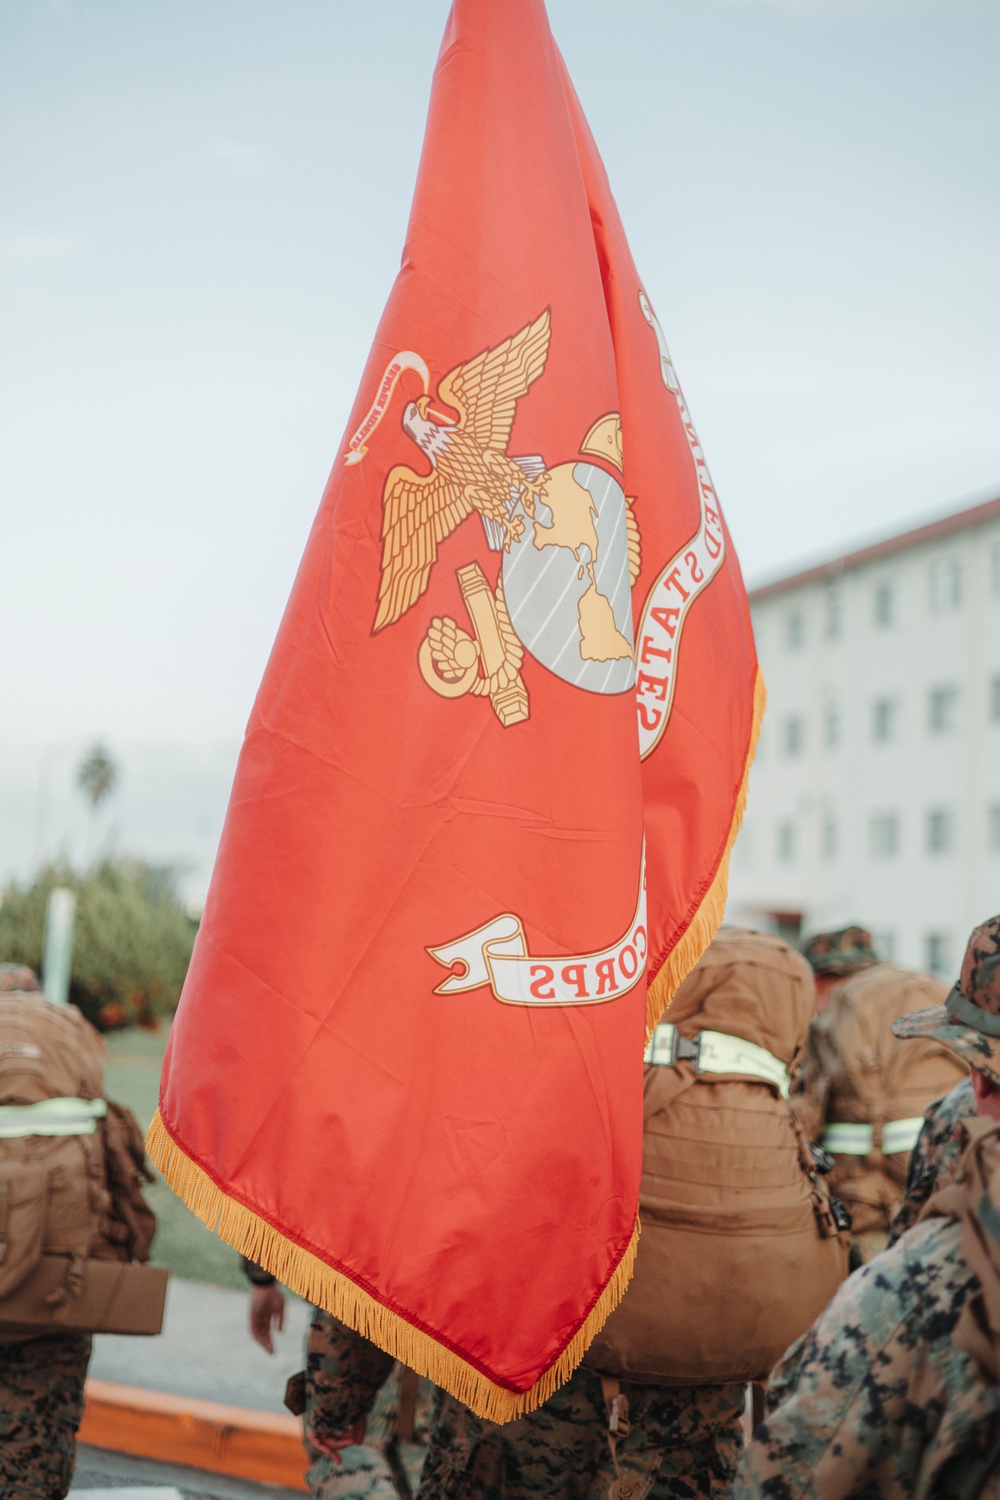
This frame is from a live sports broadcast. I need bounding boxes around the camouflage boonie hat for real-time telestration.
[892,915,1000,1083]
[801,925,878,977]
[0,963,41,993]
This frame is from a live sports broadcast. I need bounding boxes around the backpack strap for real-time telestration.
[600,1375,629,1473]
[599,1377,654,1500]
[396,1367,420,1443]
[0,1098,107,1138]
[645,1024,790,1098]
[786,1104,848,1240]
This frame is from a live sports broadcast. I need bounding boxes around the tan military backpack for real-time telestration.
[794,964,968,1236]
[586,928,850,1386]
[0,990,165,1337]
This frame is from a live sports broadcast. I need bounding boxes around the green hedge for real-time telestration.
[0,860,197,1029]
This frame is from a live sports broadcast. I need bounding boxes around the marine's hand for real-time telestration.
[307,1420,367,1462]
[249,1283,286,1353]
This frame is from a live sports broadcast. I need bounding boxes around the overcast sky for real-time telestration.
[3,0,998,894]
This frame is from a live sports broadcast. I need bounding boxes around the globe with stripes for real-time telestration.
[502,460,636,696]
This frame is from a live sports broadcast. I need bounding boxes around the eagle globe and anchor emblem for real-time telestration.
[344,309,642,723]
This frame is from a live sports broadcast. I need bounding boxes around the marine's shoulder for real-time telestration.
[888,1076,977,1245]
[811,1213,973,1360]
[912,1076,977,1178]
[734,1195,993,1500]
[926,1075,977,1134]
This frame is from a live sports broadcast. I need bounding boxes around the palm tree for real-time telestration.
[77,744,118,862]
[77,744,118,810]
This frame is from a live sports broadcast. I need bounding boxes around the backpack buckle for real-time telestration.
[809,1142,836,1175]
[672,1034,700,1065]
[608,1393,630,1439]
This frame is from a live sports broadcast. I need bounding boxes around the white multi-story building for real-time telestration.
[727,494,1000,977]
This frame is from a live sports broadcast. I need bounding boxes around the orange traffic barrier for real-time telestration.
[79,1378,309,1491]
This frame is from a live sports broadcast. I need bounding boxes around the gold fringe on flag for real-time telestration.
[146,1105,636,1423]
[146,664,763,1422]
[645,664,767,1038]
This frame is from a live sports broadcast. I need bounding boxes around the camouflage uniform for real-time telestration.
[0,965,94,1500]
[287,1307,431,1500]
[0,1331,93,1500]
[734,914,1000,1498]
[887,1074,976,1246]
[420,1372,743,1500]
[731,1163,1000,1497]
[891,914,1000,1082]
[292,1312,743,1500]
[799,926,879,981]
[883,919,1000,1250]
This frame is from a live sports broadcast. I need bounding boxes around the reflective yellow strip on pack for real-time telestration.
[644,1024,791,1098]
[821,1117,924,1156]
[821,1123,873,1155]
[0,1097,107,1139]
[644,1023,681,1067]
[881,1117,925,1153]
[698,1033,791,1098]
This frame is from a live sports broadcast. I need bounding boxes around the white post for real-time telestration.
[42,888,76,1006]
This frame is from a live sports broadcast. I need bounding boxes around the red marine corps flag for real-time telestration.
[149,0,761,1418]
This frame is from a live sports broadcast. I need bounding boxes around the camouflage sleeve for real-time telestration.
[731,1218,979,1499]
[760,1331,809,1417]
[887,1111,942,1247]
[302,1307,396,1438]
[418,1387,504,1500]
[887,1076,977,1248]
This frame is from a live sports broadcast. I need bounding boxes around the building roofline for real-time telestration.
[748,492,1000,603]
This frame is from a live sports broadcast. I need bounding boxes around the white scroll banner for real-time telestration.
[634,292,727,761]
[427,852,647,1007]
[343,351,430,466]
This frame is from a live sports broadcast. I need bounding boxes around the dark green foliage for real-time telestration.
[0,860,197,1029]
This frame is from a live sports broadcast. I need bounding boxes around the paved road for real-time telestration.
[89,1276,311,1411]
[75,1277,311,1498]
[72,1443,303,1498]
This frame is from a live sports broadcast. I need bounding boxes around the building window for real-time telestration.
[783,716,804,756]
[928,684,959,734]
[990,675,1000,723]
[988,805,1000,852]
[776,821,795,862]
[926,807,956,854]
[821,815,838,861]
[872,696,897,742]
[786,611,805,650]
[733,824,756,871]
[873,931,896,963]
[825,586,842,641]
[870,812,900,857]
[925,932,952,978]
[930,556,961,610]
[873,581,895,626]
[824,703,840,750]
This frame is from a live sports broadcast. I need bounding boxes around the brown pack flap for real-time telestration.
[669,927,815,1068]
[0,1255,167,1336]
[96,1100,157,1264]
[0,1164,47,1298]
[0,993,105,1105]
